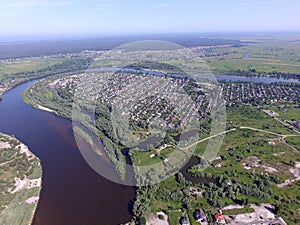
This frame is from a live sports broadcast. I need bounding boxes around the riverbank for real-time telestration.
[0,132,42,225]
[0,80,135,225]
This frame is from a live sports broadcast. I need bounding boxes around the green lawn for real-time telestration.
[131,147,175,166]
[168,211,182,225]
[222,207,255,215]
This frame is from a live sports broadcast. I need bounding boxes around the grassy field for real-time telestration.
[131,147,175,166]
[263,104,300,121]
[285,136,300,151]
[0,133,42,225]
[0,188,40,225]
[227,104,297,135]
[207,42,300,74]
[0,58,63,78]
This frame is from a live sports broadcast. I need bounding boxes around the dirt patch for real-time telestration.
[225,204,287,225]
[242,156,278,173]
[222,205,244,210]
[243,156,260,167]
[0,141,11,149]
[278,162,300,188]
[273,151,285,156]
[9,177,42,193]
[18,143,35,159]
[146,212,169,225]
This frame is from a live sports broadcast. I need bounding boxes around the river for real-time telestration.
[0,81,135,225]
[88,67,300,83]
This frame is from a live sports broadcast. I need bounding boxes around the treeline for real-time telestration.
[216,68,300,81]
[0,34,241,59]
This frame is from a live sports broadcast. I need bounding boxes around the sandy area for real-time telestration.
[223,205,244,210]
[241,156,278,173]
[18,143,35,159]
[10,177,42,193]
[26,196,39,204]
[146,212,169,225]
[225,204,287,225]
[278,162,300,188]
[0,141,11,149]
[37,104,54,113]
[273,151,285,156]
[234,204,275,223]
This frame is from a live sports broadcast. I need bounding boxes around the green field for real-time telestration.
[0,58,62,78]
[227,104,297,135]
[207,42,300,74]
[285,136,300,151]
[263,105,300,122]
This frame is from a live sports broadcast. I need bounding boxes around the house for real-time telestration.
[214,212,226,224]
[180,216,190,225]
[294,122,300,129]
[194,209,207,222]
[194,210,202,221]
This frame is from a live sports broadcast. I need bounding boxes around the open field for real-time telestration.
[285,136,300,151]
[263,104,300,122]
[227,104,297,135]
[207,42,300,74]
[0,58,63,78]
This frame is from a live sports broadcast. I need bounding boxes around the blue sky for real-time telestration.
[0,0,299,37]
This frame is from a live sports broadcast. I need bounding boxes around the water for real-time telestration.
[0,81,135,225]
[88,67,299,83]
[180,156,216,184]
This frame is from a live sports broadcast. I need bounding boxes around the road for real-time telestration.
[179,128,236,151]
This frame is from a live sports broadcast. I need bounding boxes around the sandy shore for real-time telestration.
[37,104,54,113]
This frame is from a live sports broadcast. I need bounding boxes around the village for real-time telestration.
[48,71,210,131]
[221,82,300,105]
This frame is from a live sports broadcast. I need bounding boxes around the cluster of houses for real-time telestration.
[294,121,300,129]
[0,82,10,95]
[49,71,211,130]
[179,209,225,225]
[191,46,228,58]
[221,82,300,105]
